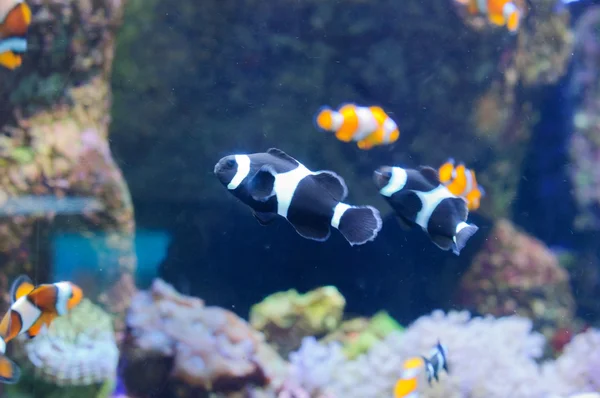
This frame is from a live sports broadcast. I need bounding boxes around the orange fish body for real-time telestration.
[0,0,31,70]
[394,357,425,398]
[0,275,83,384]
[438,159,485,211]
[394,342,449,398]
[315,104,400,150]
[455,0,521,33]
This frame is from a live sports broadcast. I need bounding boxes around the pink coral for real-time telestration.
[122,279,287,397]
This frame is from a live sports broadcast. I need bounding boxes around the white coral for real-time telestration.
[286,310,600,398]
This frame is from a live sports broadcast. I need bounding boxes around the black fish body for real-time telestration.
[215,148,382,246]
[373,165,478,255]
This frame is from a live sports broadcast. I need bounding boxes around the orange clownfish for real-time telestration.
[455,0,522,33]
[394,341,449,398]
[438,158,485,211]
[314,104,400,150]
[0,0,31,70]
[0,275,83,384]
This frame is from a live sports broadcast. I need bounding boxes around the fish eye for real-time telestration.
[69,291,74,298]
[225,159,236,168]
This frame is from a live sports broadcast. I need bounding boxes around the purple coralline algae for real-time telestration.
[456,219,575,344]
[569,6,600,231]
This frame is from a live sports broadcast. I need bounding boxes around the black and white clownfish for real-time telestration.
[214,148,383,246]
[373,165,479,255]
[0,0,31,70]
[0,275,83,384]
[394,341,449,398]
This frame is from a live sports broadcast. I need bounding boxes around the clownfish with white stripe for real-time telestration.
[394,341,449,398]
[314,104,400,150]
[0,275,83,384]
[454,0,522,34]
[438,158,485,211]
[214,148,383,246]
[0,0,31,70]
[373,165,479,255]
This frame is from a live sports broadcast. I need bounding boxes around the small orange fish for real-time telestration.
[0,0,31,70]
[455,0,522,33]
[314,104,400,150]
[438,158,485,211]
[0,275,83,383]
[394,342,449,398]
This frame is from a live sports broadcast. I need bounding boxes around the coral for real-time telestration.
[321,311,404,359]
[568,6,600,231]
[122,279,288,397]
[455,219,575,346]
[285,310,600,398]
[250,287,346,357]
[7,299,118,397]
[0,0,136,328]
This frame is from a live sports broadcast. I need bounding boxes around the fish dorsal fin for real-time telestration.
[248,165,276,202]
[418,166,441,186]
[312,171,348,201]
[10,275,34,305]
[253,211,276,226]
[266,148,299,166]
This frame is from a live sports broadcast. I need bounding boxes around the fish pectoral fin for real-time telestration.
[357,139,374,150]
[290,220,331,242]
[266,148,299,166]
[312,171,348,201]
[429,234,454,251]
[0,355,20,384]
[417,166,441,186]
[248,166,276,202]
[335,129,355,143]
[10,275,35,304]
[253,211,276,226]
[0,52,22,70]
[488,13,506,26]
[26,313,54,339]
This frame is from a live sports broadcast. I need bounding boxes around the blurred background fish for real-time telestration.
[314,104,400,150]
[0,0,30,69]
[438,159,485,212]
[454,0,522,33]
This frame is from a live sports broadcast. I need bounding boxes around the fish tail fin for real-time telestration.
[314,106,334,131]
[0,353,20,384]
[333,204,382,246]
[453,222,479,255]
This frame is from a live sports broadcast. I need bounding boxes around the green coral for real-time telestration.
[322,311,404,359]
[250,286,346,356]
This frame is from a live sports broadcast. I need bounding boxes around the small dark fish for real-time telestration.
[214,148,382,246]
[373,165,478,255]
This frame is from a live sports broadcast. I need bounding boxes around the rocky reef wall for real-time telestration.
[0,0,135,319]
